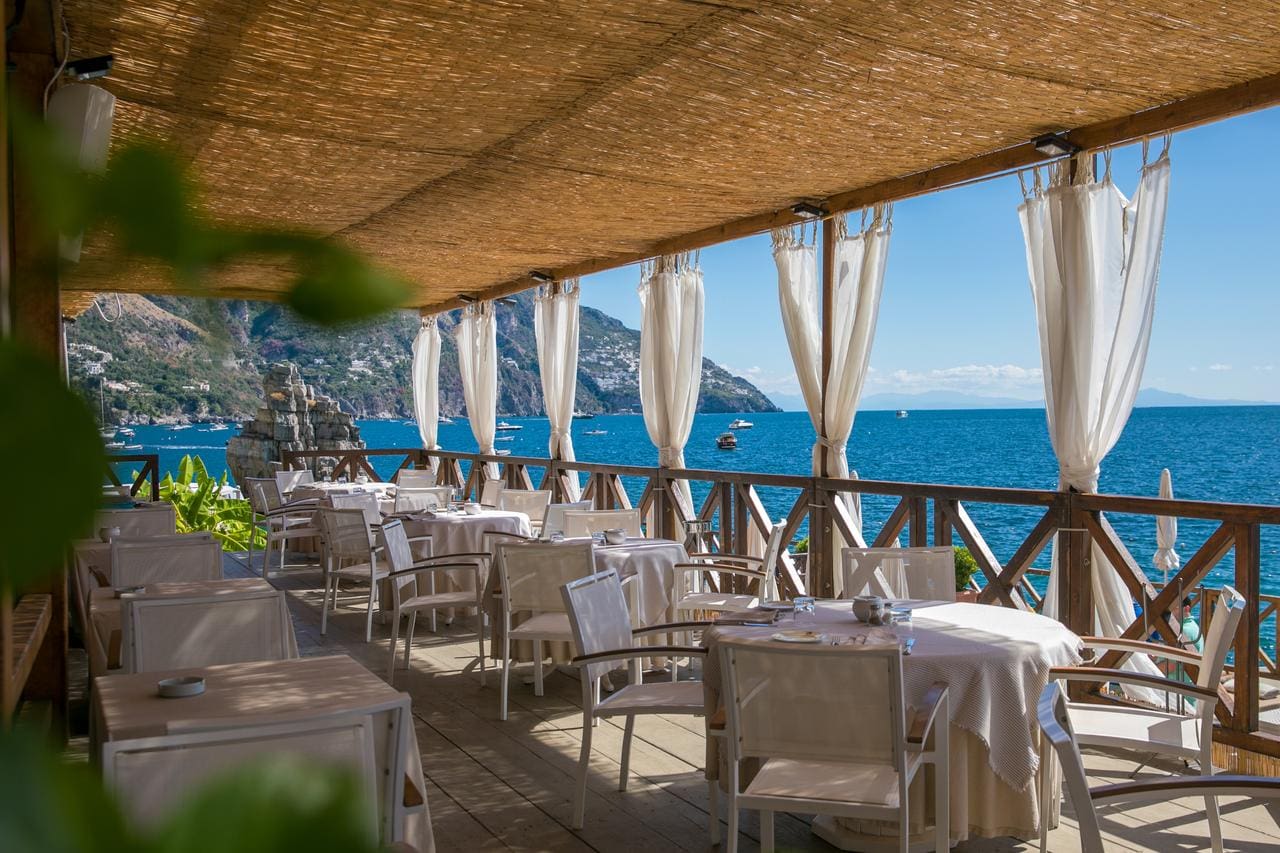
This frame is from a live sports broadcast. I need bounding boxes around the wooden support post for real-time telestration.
[809,216,836,597]
[932,498,952,547]
[1232,523,1262,733]
[5,0,68,735]
[908,497,929,547]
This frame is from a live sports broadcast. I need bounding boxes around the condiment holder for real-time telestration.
[603,528,628,546]
[157,676,206,698]
[114,585,145,598]
[852,595,887,625]
[98,526,122,543]
[463,502,482,515]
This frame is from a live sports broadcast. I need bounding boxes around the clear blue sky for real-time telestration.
[578,107,1280,407]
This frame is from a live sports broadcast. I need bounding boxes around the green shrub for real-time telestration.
[793,535,808,554]
[954,546,980,591]
[152,454,265,552]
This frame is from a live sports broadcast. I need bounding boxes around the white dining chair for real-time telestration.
[541,500,592,539]
[160,695,415,844]
[395,467,437,489]
[103,712,381,836]
[380,518,486,683]
[496,540,595,721]
[331,491,383,528]
[672,522,786,617]
[317,507,388,641]
[499,489,552,533]
[108,534,222,588]
[246,477,321,578]
[1037,681,1280,853]
[119,589,296,673]
[393,488,443,514]
[842,546,956,601]
[96,504,176,538]
[561,569,711,829]
[561,508,642,539]
[480,478,505,507]
[718,637,949,853]
[1045,585,1247,853]
[274,468,315,497]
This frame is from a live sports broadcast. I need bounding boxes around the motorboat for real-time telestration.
[896,410,908,419]
[495,421,523,431]
[118,427,135,438]
[716,432,737,450]
[584,429,607,436]
[124,444,143,450]
[728,418,753,430]
[208,422,229,431]
[105,440,126,450]
[495,449,512,456]
[438,415,454,425]
[572,411,595,420]
[495,435,515,442]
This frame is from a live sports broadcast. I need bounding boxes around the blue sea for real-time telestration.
[111,407,1280,598]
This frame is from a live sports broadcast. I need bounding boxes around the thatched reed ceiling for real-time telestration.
[59,0,1280,312]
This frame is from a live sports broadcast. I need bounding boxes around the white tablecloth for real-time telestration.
[86,578,280,678]
[92,655,433,853]
[703,600,1081,843]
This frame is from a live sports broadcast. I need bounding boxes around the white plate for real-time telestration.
[771,630,827,644]
[759,601,794,611]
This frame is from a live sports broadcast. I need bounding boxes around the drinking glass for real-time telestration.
[794,596,816,615]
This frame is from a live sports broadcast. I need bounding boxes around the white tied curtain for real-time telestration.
[638,254,704,511]
[773,206,892,543]
[410,315,442,452]
[455,301,499,479]
[535,280,582,501]
[1020,143,1171,701]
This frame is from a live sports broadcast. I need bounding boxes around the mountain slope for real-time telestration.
[67,293,779,422]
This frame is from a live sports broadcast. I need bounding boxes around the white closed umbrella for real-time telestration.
[1154,467,1180,585]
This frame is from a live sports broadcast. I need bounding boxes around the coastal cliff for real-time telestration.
[67,292,781,423]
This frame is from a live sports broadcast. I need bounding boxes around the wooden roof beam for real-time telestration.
[426,70,1280,313]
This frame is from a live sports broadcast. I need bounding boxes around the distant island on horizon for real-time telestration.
[767,388,1278,412]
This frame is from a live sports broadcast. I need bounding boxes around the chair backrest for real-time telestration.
[1037,682,1105,853]
[480,478,505,507]
[394,488,443,513]
[245,477,284,512]
[161,694,412,843]
[841,546,955,601]
[759,523,787,602]
[103,712,380,837]
[562,509,642,539]
[275,469,315,496]
[331,492,381,528]
[541,501,592,538]
[395,467,437,488]
[97,505,176,538]
[109,535,222,587]
[318,508,374,561]
[562,570,634,683]
[1200,585,1247,692]
[120,589,296,673]
[719,638,906,772]
[378,519,419,600]
[499,489,552,524]
[499,541,595,614]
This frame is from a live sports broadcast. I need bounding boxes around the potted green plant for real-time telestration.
[954,546,981,603]
[791,535,809,581]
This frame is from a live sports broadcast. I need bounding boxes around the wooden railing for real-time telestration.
[105,453,161,502]
[278,445,1280,756]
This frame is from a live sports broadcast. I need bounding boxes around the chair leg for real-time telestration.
[935,714,950,853]
[726,762,739,853]
[534,639,544,697]
[1205,793,1224,853]
[387,609,400,680]
[619,715,635,791]
[760,810,774,853]
[364,585,375,643]
[320,575,332,636]
[500,633,511,721]
[708,779,720,846]
[404,611,417,670]
[1038,739,1053,853]
[476,612,487,688]
[573,696,593,830]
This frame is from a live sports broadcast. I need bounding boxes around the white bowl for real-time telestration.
[157,676,206,698]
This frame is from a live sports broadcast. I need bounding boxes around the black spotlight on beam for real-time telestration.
[1033,133,1080,158]
[65,54,114,81]
[791,202,827,220]
[529,270,554,284]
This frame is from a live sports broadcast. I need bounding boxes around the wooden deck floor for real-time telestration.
[105,552,1280,851]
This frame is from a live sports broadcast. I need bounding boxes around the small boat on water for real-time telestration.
[100,429,116,440]
[716,432,738,450]
[896,410,908,419]
[584,429,607,436]
[168,424,191,431]
[118,427,135,438]
[495,449,512,456]
[124,444,143,450]
[438,415,454,425]
[105,440,126,450]
[728,418,753,430]
[495,421,523,431]
[572,411,595,420]
[495,435,515,442]
[208,423,229,431]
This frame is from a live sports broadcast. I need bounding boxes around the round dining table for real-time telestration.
[702,599,1081,848]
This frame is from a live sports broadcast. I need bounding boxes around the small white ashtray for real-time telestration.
[114,585,145,598]
[603,528,628,546]
[464,503,482,515]
[157,676,206,698]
